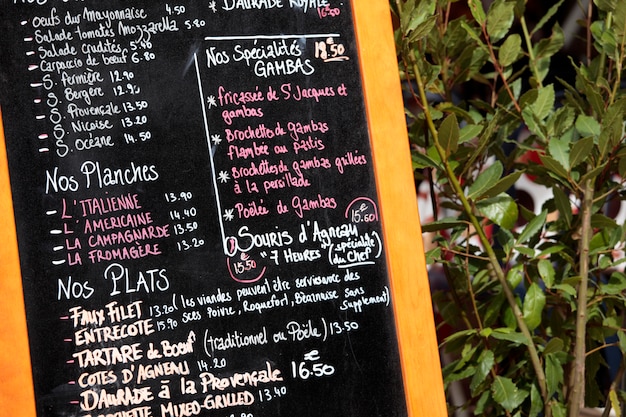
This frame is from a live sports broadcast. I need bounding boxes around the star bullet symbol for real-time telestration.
[207,95,217,108]
[209,1,217,12]
[223,209,234,221]
[218,171,230,183]
[212,134,222,145]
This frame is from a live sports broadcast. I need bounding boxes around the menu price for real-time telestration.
[0,2,407,417]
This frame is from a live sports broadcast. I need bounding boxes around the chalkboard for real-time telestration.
[0,2,445,417]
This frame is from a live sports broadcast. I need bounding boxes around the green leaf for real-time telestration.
[407,15,438,43]
[595,0,617,12]
[421,218,467,233]
[459,123,483,144]
[477,193,518,229]
[492,376,529,411]
[545,353,564,396]
[482,171,523,199]
[553,187,573,228]
[591,213,618,230]
[609,390,621,417]
[467,0,486,26]
[599,98,626,157]
[506,264,524,288]
[468,161,504,200]
[538,259,555,288]
[522,108,546,140]
[575,114,601,137]
[517,210,547,244]
[543,337,564,355]
[529,383,543,417]
[474,390,491,415]
[614,0,626,40]
[551,401,567,417]
[531,84,555,120]
[531,0,565,36]
[439,114,460,158]
[499,34,522,66]
[486,0,515,43]
[554,283,576,297]
[490,328,529,345]
[547,104,575,137]
[537,243,567,257]
[569,136,594,168]
[460,20,487,49]
[401,0,435,34]
[470,350,495,394]
[590,229,611,255]
[516,246,536,257]
[412,151,441,170]
[539,154,569,179]
[523,283,546,331]
[548,136,570,171]
[580,162,607,183]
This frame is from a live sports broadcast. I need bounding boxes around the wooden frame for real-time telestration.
[0,1,446,415]
[352,1,446,415]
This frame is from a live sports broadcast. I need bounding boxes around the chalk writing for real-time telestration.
[0,2,407,417]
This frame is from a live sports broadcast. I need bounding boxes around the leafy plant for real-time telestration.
[392,0,626,416]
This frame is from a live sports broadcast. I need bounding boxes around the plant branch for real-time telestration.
[407,50,550,413]
[567,177,595,417]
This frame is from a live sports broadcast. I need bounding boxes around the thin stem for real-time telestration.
[481,26,522,113]
[567,177,595,417]
[586,341,619,357]
[520,15,543,88]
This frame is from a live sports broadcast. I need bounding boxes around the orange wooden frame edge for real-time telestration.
[0,111,37,417]
[0,2,446,415]
[352,1,447,416]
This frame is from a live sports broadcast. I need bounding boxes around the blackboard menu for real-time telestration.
[0,2,407,417]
